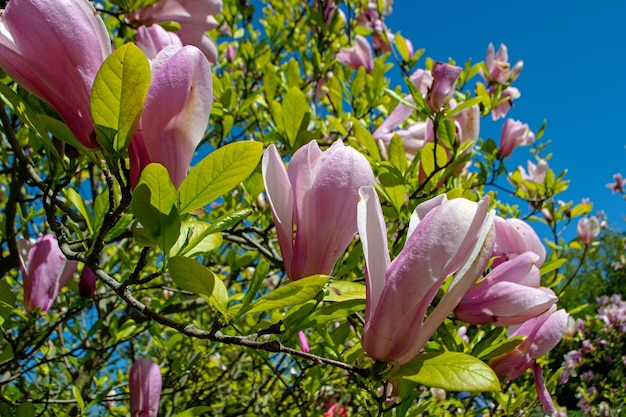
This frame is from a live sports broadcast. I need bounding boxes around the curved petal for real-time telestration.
[262,145,295,277]
[357,186,390,323]
[142,45,212,187]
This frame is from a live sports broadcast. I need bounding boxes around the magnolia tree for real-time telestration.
[0,0,605,416]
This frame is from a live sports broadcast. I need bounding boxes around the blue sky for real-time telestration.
[387,1,626,233]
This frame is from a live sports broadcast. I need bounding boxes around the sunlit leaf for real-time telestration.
[246,275,330,314]
[396,351,501,392]
[90,43,151,154]
[178,141,263,214]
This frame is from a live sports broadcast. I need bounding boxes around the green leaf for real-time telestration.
[394,33,411,62]
[540,258,567,276]
[477,336,525,360]
[235,260,270,317]
[169,221,223,257]
[64,188,94,234]
[246,275,330,314]
[131,163,180,254]
[446,96,482,118]
[282,87,308,148]
[396,351,501,392]
[0,279,16,328]
[90,43,151,154]
[169,256,228,316]
[173,407,212,417]
[178,142,263,214]
[388,133,407,174]
[307,299,365,327]
[351,118,380,162]
[38,115,89,154]
[72,386,85,413]
[324,281,366,302]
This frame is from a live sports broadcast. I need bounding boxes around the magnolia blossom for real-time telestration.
[128,0,223,63]
[519,159,549,184]
[491,86,520,120]
[606,173,626,194]
[455,252,557,326]
[17,235,78,313]
[135,24,183,59]
[489,306,568,415]
[429,62,462,110]
[130,38,213,188]
[492,217,546,267]
[0,0,111,149]
[498,118,535,157]
[130,359,162,417]
[482,43,523,84]
[337,35,374,73]
[262,140,374,280]
[297,331,310,353]
[358,187,495,364]
[577,216,601,244]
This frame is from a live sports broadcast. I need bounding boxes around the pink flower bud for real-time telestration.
[490,86,520,120]
[492,217,546,267]
[429,62,461,110]
[128,0,223,63]
[262,140,374,280]
[358,187,495,364]
[130,45,213,188]
[135,24,183,59]
[297,331,310,353]
[498,118,535,157]
[455,252,557,326]
[0,0,112,149]
[130,359,162,417]
[606,173,626,194]
[577,216,600,244]
[337,35,374,73]
[482,43,523,84]
[79,266,97,299]
[489,307,568,415]
[519,159,548,184]
[17,235,77,313]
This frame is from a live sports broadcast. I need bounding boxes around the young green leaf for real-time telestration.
[169,256,228,316]
[246,275,330,314]
[131,163,180,254]
[282,87,309,148]
[396,351,501,392]
[90,43,151,154]
[178,141,263,214]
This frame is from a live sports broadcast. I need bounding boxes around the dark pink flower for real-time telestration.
[17,235,77,313]
[130,359,162,417]
[0,0,112,149]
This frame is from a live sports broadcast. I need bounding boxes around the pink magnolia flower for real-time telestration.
[130,358,162,417]
[262,140,374,280]
[0,0,112,149]
[129,44,213,188]
[577,216,601,245]
[455,252,557,326]
[490,86,520,120]
[79,266,97,299]
[128,0,223,63]
[606,173,626,194]
[429,62,462,111]
[482,43,523,84]
[489,306,568,415]
[357,187,495,364]
[519,159,548,184]
[492,217,546,267]
[337,35,374,73]
[498,118,535,157]
[135,24,183,60]
[17,235,78,313]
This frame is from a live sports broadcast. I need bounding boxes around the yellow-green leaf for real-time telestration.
[178,142,263,214]
[246,275,330,314]
[90,43,151,154]
[396,351,501,392]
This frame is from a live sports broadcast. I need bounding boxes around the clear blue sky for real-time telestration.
[387,1,626,233]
